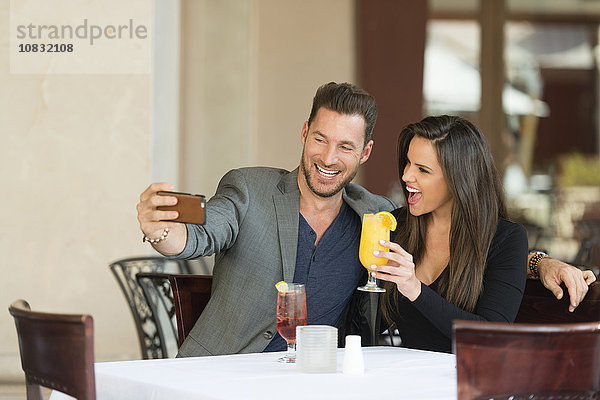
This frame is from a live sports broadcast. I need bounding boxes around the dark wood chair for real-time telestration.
[573,205,600,274]
[168,274,213,347]
[516,278,600,323]
[109,256,191,359]
[453,319,600,399]
[8,299,95,400]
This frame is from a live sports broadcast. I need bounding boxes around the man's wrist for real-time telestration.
[142,227,170,244]
[527,250,548,279]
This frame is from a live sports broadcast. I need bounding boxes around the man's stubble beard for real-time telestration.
[299,147,360,198]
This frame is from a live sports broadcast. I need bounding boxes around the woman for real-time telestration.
[371,115,527,353]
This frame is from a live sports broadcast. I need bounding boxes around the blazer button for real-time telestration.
[263,330,274,340]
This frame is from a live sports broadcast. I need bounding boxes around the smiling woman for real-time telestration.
[373,115,528,353]
[402,137,453,215]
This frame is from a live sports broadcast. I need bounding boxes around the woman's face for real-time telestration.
[402,136,454,218]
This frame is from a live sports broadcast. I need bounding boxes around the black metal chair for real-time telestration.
[9,299,95,400]
[136,272,179,358]
[109,256,191,359]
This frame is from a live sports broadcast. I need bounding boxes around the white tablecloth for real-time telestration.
[50,346,457,400]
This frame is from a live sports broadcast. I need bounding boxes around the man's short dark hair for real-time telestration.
[307,82,378,146]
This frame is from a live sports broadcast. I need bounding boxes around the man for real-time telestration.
[137,82,595,357]
[138,82,393,356]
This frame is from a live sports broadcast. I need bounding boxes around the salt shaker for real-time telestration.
[342,335,364,375]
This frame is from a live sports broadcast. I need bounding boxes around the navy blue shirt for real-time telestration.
[264,201,364,352]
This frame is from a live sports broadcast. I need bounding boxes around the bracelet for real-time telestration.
[142,228,169,244]
[527,251,548,279]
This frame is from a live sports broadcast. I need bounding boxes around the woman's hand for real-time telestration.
[371,240,422,301]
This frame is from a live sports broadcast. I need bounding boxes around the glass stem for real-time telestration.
[367,274,378,287]
[287,341,295,358]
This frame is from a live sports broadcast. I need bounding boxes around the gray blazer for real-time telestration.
[176,167,395,357]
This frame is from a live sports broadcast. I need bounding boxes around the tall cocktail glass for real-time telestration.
[357,213,390,292]
[276,283,307,363]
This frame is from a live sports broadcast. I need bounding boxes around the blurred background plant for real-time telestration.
[559,153,600,187]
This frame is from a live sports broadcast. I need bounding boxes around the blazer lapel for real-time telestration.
[273,168,301,283]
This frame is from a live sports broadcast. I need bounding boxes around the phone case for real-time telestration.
[157,191,206,225]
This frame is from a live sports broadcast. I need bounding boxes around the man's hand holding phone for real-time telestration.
[136,182,193,256]
[156,191,205,224]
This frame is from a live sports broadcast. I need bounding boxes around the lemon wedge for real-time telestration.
[376,211,397,231]
[275,281,289,293]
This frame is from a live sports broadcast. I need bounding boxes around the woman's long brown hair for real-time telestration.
[382,115,507,321]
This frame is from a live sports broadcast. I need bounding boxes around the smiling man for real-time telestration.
[299,108,372,199]
[137,82,394,356]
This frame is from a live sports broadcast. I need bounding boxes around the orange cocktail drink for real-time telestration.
[359,213,391,272]
[357,212,396,292]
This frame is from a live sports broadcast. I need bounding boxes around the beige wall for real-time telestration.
[180,0,356,195]
[1,0,355,381]
[179,0,255,194]
[1,2,152,380]
[254,0,356,171]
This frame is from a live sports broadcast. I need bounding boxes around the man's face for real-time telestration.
[299,107,373,198]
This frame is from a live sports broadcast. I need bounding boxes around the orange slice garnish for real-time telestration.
[376,211,397,231]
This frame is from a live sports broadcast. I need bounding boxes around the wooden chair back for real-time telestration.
[453,320,600,399]
[168,274,213,347]
[8,299,95,400]
[516,279,600,323]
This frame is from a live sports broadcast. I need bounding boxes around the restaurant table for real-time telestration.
[50,346,457,400]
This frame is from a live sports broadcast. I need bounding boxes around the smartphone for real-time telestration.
[157,191,206,225]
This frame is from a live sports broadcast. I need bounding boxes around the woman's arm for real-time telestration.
[373,221,528,339]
